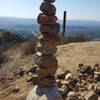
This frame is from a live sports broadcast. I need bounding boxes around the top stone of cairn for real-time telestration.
[44,0,55,3]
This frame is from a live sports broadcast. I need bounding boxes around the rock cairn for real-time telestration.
[34,0,60,86]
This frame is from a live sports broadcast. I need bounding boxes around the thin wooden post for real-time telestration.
[63,11,67,37]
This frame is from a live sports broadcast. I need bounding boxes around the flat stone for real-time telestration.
[26,86,63,100]
[37,13,57,25]
[40,2,56,15]
[37,34,60,44]
[44,0,55,3]
[36,40,57,54]
[36,65,58,79]
[40,23,60,35]
[34,54,58,69]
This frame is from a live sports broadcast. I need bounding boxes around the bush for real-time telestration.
[59,33,90,44]
[21,37,37,57]
[0,51,5,64]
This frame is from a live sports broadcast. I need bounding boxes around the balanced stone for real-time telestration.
[37,13,57,25]
[38,33,60,44]
[40,2,56,15]
[38,76,55,86]
[34,53,58,69]
[36,65,58,79]
[36,40,57,54]
[44,0,55,3]
[40,23,60,35]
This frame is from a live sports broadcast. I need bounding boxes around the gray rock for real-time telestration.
[26,86,63,100]
[85,90,98,100]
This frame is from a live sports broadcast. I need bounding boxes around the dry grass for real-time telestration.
[57,41,100,72]
[0,41,100,100]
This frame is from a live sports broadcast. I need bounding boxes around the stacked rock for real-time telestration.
[35,0,60,86]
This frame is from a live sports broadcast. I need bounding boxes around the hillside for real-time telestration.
[0,17,100,39]
[0,31,24,50]
[0,41,100,100]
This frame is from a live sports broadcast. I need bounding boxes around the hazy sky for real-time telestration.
[0,0,100,21]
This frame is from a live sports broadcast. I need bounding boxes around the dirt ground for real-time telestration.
[0,41,100,100]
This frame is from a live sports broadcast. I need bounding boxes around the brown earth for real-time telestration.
[0,41,100,100]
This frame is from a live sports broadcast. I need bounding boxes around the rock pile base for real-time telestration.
[26,85,63,100]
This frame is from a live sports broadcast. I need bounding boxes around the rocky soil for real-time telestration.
[0,41,100,100]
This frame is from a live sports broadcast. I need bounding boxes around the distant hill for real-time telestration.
[0,17,100,40]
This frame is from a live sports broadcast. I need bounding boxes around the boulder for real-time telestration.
[40,2,56,15]
[37,13,57,25]
[26,86,63,100]
[40,23,60,35]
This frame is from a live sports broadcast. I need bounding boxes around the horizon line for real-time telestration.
[0,16,100,22]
